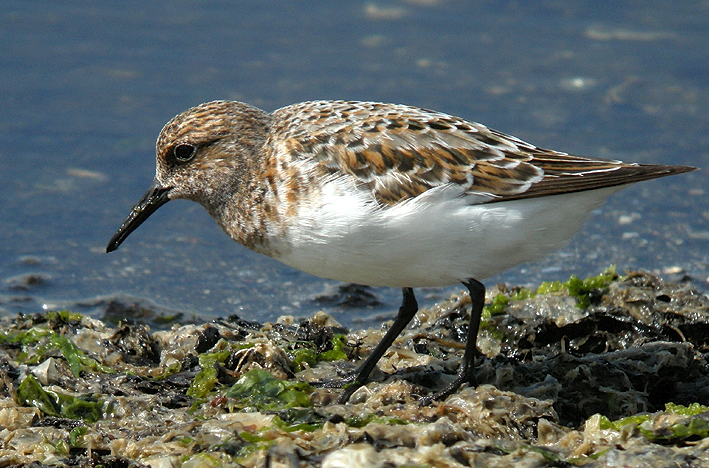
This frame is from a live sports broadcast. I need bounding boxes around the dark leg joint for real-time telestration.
[313,288,420,404]
[420,278,485,404]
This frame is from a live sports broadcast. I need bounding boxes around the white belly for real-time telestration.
[271,180,626,288]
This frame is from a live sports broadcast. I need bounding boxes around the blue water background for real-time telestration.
[2,1,708,327]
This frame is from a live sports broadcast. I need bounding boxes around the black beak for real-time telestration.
[106,181,172,253]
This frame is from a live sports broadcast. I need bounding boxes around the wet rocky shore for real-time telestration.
[1,269,708,467]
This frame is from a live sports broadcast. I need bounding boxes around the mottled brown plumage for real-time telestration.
[266,100,693,206]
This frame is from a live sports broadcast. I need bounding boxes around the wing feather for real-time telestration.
[269,101,695,205]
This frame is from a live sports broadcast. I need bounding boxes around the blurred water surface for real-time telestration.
[1,1,708,327]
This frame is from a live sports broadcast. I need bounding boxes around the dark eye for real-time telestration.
[173,144,196,162]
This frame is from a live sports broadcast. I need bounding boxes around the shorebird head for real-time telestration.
[106,100,270,253]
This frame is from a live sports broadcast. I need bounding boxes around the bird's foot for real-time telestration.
[313,373,364,404]
[312,373,357,389]
[418,364,477,406]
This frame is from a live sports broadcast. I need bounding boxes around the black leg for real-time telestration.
[420,278,485,404]
[325,287,419,403]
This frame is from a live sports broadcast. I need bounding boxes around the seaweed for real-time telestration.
[18,374,106,423]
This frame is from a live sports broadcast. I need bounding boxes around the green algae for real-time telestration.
[187,349,233,398]
[665,402,709,416]
[18,374,106,423]
[319,333,349,361]
[344,413,410,428]
[482,293,510,319]
[272,410,323,432]
[45,310,83,323]
[291,334,349,372]
[661,416,709,441]
[538,266,617,309]
[597,403,709,442]
[0,327,114,377]
[232,433,272,463]
[69,426,88,447]
[291,348,318,371]
[481,266,618,319]
[225,369,312,412]
[510,288,536,301]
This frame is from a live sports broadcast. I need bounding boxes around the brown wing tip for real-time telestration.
[597,163,698,189]
[635,163,698,179]
[677,165,698,174]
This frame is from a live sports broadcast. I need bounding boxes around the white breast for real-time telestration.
[271,177,626,288]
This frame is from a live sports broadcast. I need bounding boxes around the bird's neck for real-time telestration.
[203,146,284,256]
